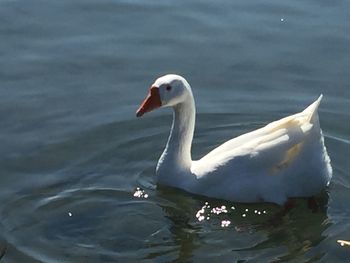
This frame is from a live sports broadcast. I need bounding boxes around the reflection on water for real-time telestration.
[0,110,348,262]
[156,186,331,262]
[133,187,149,199]
[337,240,350,247]
[0,233,6,261]
[1,0,350,261]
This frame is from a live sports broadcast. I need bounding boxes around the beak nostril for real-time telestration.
[150,86,158,94]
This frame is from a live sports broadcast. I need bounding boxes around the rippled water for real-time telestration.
[1,0,350,262]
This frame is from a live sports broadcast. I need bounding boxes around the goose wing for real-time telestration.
[194,96,322,176]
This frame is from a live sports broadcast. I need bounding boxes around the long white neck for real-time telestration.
[156,93,196,184]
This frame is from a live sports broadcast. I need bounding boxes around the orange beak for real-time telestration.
[136,86,162,117]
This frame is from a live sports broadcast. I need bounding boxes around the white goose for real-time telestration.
[136,74,332,205]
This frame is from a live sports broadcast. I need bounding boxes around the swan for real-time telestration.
[136,74,332,205]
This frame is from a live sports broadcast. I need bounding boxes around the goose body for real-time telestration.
[136,75,332,205]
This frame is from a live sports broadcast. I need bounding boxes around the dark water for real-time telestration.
[1,0,350,262]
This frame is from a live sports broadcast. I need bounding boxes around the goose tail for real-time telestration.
[303,94,323,123]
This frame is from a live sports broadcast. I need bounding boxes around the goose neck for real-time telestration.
[165,96,196,170]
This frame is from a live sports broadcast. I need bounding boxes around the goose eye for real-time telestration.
[166,85,172,91]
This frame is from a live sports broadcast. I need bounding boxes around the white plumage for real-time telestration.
[136,74,332,205]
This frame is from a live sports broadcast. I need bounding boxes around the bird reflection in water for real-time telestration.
[155,186,331,262]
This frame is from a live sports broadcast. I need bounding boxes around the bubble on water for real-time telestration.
[281,18,284,22]
[242,213,246,217]
[68,212,72,217]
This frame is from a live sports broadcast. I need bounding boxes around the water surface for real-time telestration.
[1,0,350,262]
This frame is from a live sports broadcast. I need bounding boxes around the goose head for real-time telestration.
[136,74,192,117]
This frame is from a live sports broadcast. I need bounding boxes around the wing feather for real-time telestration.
[196,96,322,177]
[197,112,316,176]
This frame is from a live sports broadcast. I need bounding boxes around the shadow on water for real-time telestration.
[0,180,332,262]
[155,185,331,262]
[149,187,202,263]
[0,234,6,261]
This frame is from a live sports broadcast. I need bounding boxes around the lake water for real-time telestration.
[1,0,350,262]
